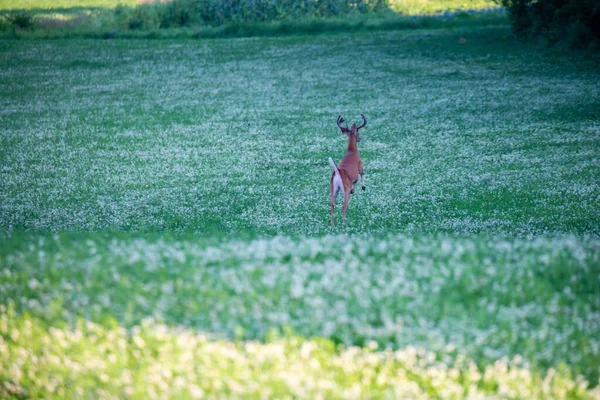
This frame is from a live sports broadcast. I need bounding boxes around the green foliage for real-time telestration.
[0,0,500,16]
[113,3,158,30]
[0,0,504,36]
[0,12,508,39]
[112,1,200,30]
[0,0,138,9]
[158,0,198,28]
[499,0,600,47]
[0,15,8,31]
[4,10,34,30]
[191,0,389,24]
[2,232,600,383]
[114,0,391,29]
[1,309,595,398]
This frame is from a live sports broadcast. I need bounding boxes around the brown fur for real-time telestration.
[330,115,366,226]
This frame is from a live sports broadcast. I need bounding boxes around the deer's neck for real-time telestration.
[347,136,358,153]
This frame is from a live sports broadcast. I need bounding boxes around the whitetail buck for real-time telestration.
[329,114,367,226]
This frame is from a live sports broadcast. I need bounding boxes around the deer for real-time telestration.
[328,114,367,226]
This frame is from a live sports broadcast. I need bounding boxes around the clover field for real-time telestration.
[1,23,600,399]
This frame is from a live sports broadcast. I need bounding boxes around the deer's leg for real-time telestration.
[330,200,335,227]
[330,177,336,227]
[358,161,365,190]
[331,175,343,227]
[342,186,351,225]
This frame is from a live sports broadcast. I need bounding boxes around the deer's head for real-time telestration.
[337,114,367,143]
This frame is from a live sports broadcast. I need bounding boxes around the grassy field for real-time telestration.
[1,21,600,398]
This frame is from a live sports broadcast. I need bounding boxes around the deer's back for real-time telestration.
[338,152,360,183]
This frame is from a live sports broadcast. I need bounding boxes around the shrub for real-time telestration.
[5,10,34,31]
[114,3,160,30]
[0,16,9,32]
[498,0,600,47]
[159,0,198,28]
[158,0,389,26]
[34,0,391,32]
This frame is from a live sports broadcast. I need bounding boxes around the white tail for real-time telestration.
[328,157,340,176]
[329,157,344,207]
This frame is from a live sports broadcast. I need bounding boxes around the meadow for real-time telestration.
[1,16,600,399]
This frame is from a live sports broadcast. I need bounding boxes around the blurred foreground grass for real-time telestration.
[1,233,599,398]
[2,307,596,399]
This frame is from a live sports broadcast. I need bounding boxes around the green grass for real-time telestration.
[0,13,509,40]
[389,0,498,14]
[1,27,598,236]
[1,304,596,399]
[1,23,599,398]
